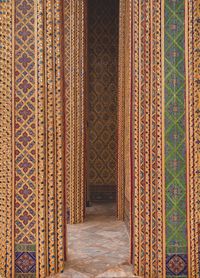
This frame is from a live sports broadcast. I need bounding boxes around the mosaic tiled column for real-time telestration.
[14,0,65,277]
[130,0,200,276]
[63,0,87,224]
[117,0,126,221]
[14,0,38,275]
[164,1,188,276]
[0,0,65,277]
[131,0,165,276]
[164,0,200,277]
[118,0,132,226]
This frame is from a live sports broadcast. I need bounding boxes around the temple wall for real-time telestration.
[0,0,199,277]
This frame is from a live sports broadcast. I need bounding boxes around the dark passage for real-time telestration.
[87,0,119,204]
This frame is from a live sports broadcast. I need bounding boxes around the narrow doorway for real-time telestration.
[86,0,118,214]
[62,0,134,277]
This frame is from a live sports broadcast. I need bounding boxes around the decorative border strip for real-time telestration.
[37,0,46,276]
[0,1,13,276]
[132,0,165,276]
[186,0,200,276]
[164,0,188,276]
[14,0,37,275]
[63,0,87,224]
[117,0,126,221]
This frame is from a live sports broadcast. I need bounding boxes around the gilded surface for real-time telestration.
[0,0,13,276]
[0,0,199,277]
[132,0,165,276]
[187,0,200,276]
[118,0,132,229]
[193,0,200,275]
[37,0,46,275]
[124,0,132,232]
[0,0,65,276]
[40,0,65,276]
[117,0,126,220]
[14,0,37,276]
[64,0,87,224]
[164,1,188,277]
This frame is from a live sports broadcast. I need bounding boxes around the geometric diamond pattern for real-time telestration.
[88,0,118,198]
[15,0,36,245]
[14,0,36,275]
[166,254,187,276]
[165,0,187,275]
[15,252,36,274]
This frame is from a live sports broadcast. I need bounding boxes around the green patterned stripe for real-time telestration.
[16,274,36,278]
[164,0,187,276]
[15,244,36,252]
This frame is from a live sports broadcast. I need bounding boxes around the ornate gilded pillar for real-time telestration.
[118,0,132,226]
[164,0,199,277]
[164,0,188,276]
[36,0,65,276]
[130,0,200,277]
[117,0,126,221]
[63,0,87,224]
[0,0,65,277]
[131,0,165,276]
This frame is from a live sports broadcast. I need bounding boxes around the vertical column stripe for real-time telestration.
[0,1,13,276]
[164,0,188,276]
[63,0,86,224]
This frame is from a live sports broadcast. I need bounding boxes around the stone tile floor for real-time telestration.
[53,203,137,278]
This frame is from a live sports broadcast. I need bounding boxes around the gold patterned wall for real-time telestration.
[87,0,119,201]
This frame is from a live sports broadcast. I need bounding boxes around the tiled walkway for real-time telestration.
[54,203,136,278]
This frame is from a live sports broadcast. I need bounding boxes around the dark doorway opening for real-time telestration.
[86,0,119,214]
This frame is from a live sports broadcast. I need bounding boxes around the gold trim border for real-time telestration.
[161,0,166,276]
[34,0,39,275]
[185,0,191,275]
[12,0,16,276]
